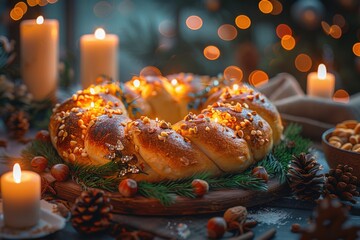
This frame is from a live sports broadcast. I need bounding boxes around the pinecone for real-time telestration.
[71,189,113,234]
[287,153,324,201]
[324,164,359,204]
[6,110,30,140]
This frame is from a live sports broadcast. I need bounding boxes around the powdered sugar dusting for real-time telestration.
[248,208,290,225]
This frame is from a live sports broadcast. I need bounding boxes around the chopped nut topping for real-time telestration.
[160,131,169,137]
[69,153,76,161]
[142,116,150,124]
[159,121,169,129]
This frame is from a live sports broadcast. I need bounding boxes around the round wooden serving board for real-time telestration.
[49,175,288,216]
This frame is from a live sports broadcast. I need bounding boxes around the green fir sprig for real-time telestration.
[2,123,311,206]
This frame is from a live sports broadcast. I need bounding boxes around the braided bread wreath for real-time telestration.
[49,73,283,182]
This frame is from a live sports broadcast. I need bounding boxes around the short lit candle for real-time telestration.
[307,64,335,98]
[80,28,119,88]
[20,15,59,100]
[1,164,40,228]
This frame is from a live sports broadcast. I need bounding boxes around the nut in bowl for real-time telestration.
[322,120,360,178]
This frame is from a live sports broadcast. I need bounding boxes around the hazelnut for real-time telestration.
[223,206,247,230]
[35,130,51,142]
[207,217,227,239]
[251,166,269,183]
[51,164,70,182]
[191,179,209,197]
[118,178,138,197]
[291,223,302,233]
[31,156,48,173]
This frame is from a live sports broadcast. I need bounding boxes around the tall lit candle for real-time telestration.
[80,28,119,88]
[1,163,41,228]
[307,64,335,98]
[20,16,59,100]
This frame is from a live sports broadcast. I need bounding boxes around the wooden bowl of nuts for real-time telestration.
[322,120,360,178]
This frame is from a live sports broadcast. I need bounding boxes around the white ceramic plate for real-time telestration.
[0,200,66,239]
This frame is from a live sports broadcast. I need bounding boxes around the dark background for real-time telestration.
[1,0,360,95]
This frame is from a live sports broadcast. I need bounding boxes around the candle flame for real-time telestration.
[36,16,44,25]
[90,88,95,95]
[90,102,94,108]
[171,79,178,86]
[318,64,327,80]
[13,163,21,183]
[233,84,239,91]
[133,79,141,88]
[94,28,106,40]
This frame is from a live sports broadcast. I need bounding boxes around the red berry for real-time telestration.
[35,130,51,142]
[51,164,70,182]
[207,217,227,239]
[191,179,209,197]
[31,156,48,173]
[118,179,138,197]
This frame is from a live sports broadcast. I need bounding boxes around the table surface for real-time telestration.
[0,126,359,240]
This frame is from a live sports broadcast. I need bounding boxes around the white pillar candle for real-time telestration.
[20,16,59,100]
[307,64,335,98]
[1,164,41,228]
[80,28,119,88]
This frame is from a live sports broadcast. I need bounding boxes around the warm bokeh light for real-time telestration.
[218,24,237,41]
[270,0,283,15]
[90,102,95,108]
[295,54,312,72]
[140,66,162,77]
[38,0,48,6]
[159,20,175,38]
[27,0,37,7]
[90,88,95,95]
[223,66,243,82]
[94,28,106,40]
[13,163,21,184]
[281,35,295,50]
[333,89,350,103]
[276,24,292,38]
[352,42,360,56]
[235,15,251,30]
[259,0,273,14]
[186,15,203,30]
[321,21,331,35]
[330,25,342,39]
[36,16,44,24]
[10,7,23,21]
[249,70,269,87]
[15,2,27,14]
[333,14,346,28]
[203,45,220,60]
[133,79,141,88]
